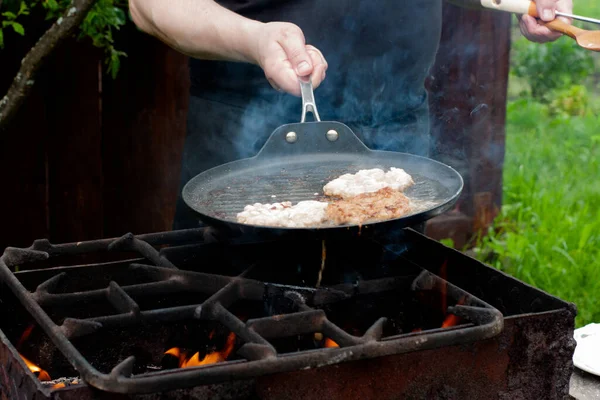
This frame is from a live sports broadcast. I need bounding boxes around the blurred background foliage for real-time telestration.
[0,0,128,78]
[473,2,600,328]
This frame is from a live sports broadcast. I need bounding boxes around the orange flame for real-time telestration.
[50,379,79,389]
[17,327,79,389]
[19,354,51,381]
[165,332,236,368]
[324,338,339,348]
[439,259,462,328]
[441,314,461,328]
[441,296,467,328]
[17,325,35,349]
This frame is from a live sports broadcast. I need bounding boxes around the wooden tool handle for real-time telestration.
[480,0,535,15]
[480,0,585,39]
[543,19,585,39]
[480,0,560,18]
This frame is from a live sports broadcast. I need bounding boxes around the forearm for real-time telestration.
[129,0,262,63]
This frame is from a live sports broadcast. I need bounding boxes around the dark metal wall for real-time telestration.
[0,3,511,250]
[427,3,512,248]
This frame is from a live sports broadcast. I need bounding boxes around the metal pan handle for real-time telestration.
[299,75,321,123]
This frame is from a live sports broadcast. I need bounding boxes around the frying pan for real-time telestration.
[182,77,463,238]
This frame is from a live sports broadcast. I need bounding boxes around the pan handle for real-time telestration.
[299,76,321,123]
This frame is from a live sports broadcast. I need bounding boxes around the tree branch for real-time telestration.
[0,0,98,131]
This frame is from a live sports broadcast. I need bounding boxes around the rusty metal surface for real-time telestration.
[425,211,473,249]
[0,313,574,400]
[254,313,573,400]
[0,227,576,399]
[570,369,600,400]
[0,229,502,395]
[10,311,570,400]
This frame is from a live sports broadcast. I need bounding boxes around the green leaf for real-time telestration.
[2,0,130,77]
[10,22,24,35]
[18,1,30,16]
[0,29,4,49]
[106,48,126,79]
[578,224,594,250]
[44,0,60,11]
[114,7,126,25]
[440,238,455,249]
[1,11,17,19]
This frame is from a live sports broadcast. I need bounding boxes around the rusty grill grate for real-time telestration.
[0,228,503,395]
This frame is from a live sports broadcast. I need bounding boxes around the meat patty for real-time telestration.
[236,168,415,228]
[325,187,412,225]
[323,168,414,199]
[236,200,329,228]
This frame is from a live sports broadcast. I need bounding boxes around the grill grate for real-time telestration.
[0,228,503,394]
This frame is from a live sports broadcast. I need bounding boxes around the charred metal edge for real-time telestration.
[30,263,349,310]
[108,233,177,269]
[0,230,504,394]
[25,229,210,257]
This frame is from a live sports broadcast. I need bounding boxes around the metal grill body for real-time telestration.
[0,228,576,399]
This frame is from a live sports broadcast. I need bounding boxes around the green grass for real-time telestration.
[474,99,600,327]
[574,1,600,17]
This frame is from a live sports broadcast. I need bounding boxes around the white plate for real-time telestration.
[573,323,600,376]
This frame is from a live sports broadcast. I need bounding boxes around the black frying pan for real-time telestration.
[182,77,463,238]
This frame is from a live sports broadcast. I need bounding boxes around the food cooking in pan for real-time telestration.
[236,168,415,227]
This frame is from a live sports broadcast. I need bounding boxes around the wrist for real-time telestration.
[236,19,265,65]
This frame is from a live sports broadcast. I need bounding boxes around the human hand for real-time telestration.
[252,22,328,96]
[519,0,573,43]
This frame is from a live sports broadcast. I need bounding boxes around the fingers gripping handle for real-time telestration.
[299,76,321,123]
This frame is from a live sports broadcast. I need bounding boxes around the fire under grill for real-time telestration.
[0,228,577,399]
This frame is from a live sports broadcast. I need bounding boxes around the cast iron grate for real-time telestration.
[0,228,503,394]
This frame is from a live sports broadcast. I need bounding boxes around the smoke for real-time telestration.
[184,0,510,222]
[231,86,297,160]
[207,0,445,161]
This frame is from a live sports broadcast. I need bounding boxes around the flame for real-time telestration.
[164,346,187,367]
[17,327,78,389]
[324,338,339,348]
[17,325,35,349]
[441,296,467,328]
[441,314,461,328]
[51,379,78,389]
[184,351,224,367]
[316,240,326,288]
[19,354,51,381]
[165,347,182,358]
[165,332,236,368]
